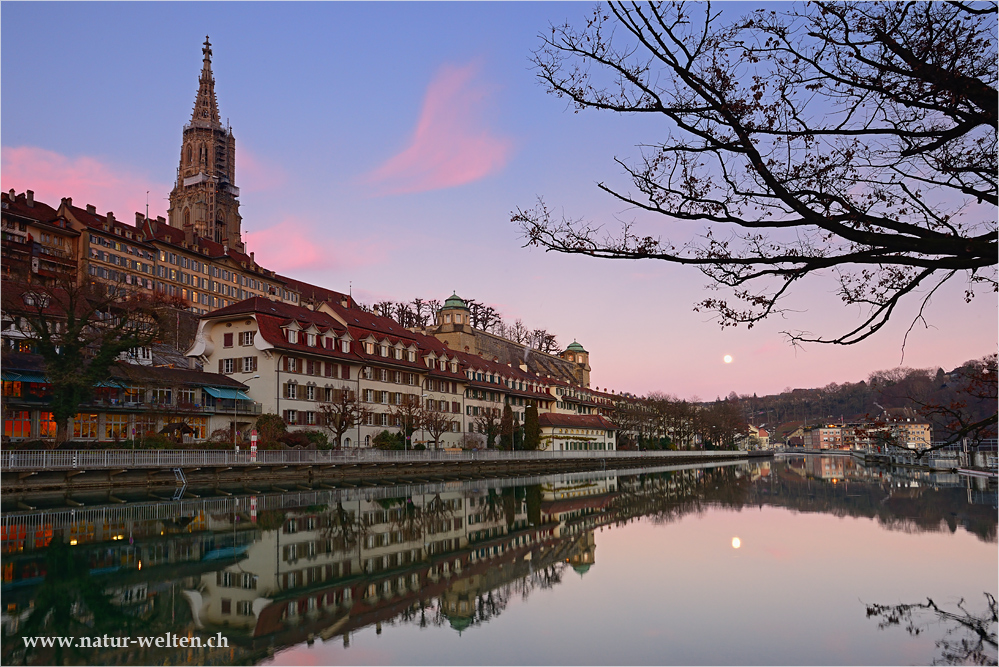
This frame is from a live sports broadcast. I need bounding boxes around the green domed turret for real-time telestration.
[443,293,470,311]
[566,340,587,354]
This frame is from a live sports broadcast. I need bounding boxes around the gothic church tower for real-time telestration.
[168,37,243,251]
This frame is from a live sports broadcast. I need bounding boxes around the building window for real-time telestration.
[307,333,316,346]
[284,410,299,425]
[242,356,257,373]
[240,331,254,346]
[341,340,350,353]
[105,414,129,440]
[73,413,99,439]
[284,382,298,400]
[305,385,316,401]
[220,358,235,374]
[150,388,172,405]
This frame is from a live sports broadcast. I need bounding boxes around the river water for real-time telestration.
[2,454,996,665]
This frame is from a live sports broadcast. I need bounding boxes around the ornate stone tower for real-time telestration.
[168,37,243,251]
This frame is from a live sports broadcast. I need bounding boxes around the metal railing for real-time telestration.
[0,447,746,472]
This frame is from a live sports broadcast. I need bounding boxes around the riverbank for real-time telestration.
[1,449,772,500]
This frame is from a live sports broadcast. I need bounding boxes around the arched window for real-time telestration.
[185,144,192,165]
[183,208,191,228]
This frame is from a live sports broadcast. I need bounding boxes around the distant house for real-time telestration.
[748,425,770,449]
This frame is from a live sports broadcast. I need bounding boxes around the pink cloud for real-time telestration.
[243,216,389,274]
[362,62,513,195]
[1,145,171,219]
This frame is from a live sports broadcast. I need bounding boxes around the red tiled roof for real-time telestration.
[276,274,354,308]
[2,191,60,224]
[203,297,359,359]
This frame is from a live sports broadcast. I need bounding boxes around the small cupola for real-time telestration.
[438,292,471,326]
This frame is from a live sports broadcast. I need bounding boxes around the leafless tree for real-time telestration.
[514,2,997,347]
[389,393,423,448]
[373,301,395,320]
[510,319,529,345]
[866,593,997,665]
[2,277,180,444]
[421,398,457,449]
[316,388,368,449]
[473,407,502,448]
[914,354,997,455]
[410,298,432,327]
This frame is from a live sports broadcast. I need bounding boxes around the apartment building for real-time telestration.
[1,190,79,285]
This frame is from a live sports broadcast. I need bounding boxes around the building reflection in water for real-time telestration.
[1,457,994,665]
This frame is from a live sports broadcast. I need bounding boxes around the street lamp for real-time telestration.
[235,375,260,449]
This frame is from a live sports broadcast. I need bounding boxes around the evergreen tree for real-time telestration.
[523,403,542,451]
[500,404,514,450]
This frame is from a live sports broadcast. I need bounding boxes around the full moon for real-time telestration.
[723,355,733,364]
[732,537,741,549]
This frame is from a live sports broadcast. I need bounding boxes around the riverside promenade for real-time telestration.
[1,448,772,498]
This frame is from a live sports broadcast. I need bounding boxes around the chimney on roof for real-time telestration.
[156,216,165,225]
[62,197,73,208]
[106,211,115,225]
[183,222,194,245]
[249,251,255,266]
[86,204,96,214]
[136,212,144,226]
[26,190,34,207]
[340,295,349,308]
[7,189,14,200]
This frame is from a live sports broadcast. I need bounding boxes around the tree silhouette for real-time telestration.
[514,2,996,346]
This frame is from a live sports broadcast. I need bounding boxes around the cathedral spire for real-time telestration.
[191,36,221,127]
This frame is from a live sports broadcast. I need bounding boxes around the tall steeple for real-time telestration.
[167,36,244,251]
[191,36,221,127]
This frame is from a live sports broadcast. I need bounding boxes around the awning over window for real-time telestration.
[1,371,48,383]
[202,387,251,401]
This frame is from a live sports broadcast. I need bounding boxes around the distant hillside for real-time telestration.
[727,355,996,442]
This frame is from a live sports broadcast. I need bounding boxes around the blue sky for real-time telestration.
[3,2,995,400]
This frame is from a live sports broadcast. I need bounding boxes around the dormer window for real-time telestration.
[407,350,415,362]
[380,345,388,357]
[287,330,297,344]
[341,340,350,353]
[365,342,375,355]
[307,333,316,347]
[426,358,433,368]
